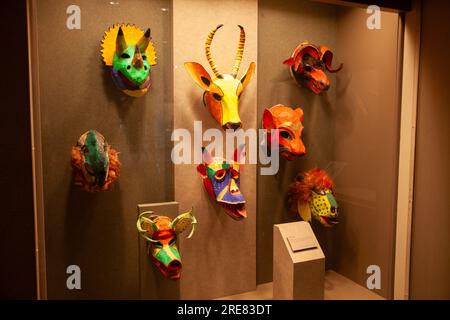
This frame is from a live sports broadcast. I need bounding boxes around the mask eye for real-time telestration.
[303,65,313,73]
[120,53,131,59]
[169,236,177,246]
[315,189,326,195]
[153,241,163,248]
[212,93,222,101]
[214,169,226,181]
[280,130,293,140]
[230,168,239,179]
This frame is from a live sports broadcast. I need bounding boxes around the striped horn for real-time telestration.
[231,25,245,77]
[205,24,223,77]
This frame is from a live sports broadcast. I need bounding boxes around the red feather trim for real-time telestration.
[287,168,334,214]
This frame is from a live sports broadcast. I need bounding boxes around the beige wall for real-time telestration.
[333,7,401,299]
[173,0,258,299]
[409,0,450,300]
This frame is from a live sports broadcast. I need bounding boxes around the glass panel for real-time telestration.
[257,0,401,299]
[34,0,173,298]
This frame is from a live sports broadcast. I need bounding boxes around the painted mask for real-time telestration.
[283,41,343,94]
[101,24,157,97]
[185,24,256,130]
[71,130,120,192]
[136,208,196,280]
[262,104,305,161]
[287,168,339,227]
[196,146,247,220]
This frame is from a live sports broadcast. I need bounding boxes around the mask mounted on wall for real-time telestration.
[71,130,120,192]
[262,104,305,161]
[287,168,339,227]
[196,146,247,220]
[101,24,157,97]
[283,41,343,95]
[185,24,256,130]
[136,208,196,280]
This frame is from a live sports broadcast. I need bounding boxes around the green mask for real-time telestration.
[102,24,157,97]
[78,130,109,187]
[112,27,151,86]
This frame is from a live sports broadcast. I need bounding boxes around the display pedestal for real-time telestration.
[138,201,180,300]
[273,221,325,300]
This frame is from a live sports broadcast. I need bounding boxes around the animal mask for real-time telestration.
[283,41,342,94]
[185,24,256,130]
[137,208,196,280]
[196,146,247,220]
[71,130,120,192]
[101,24,157,97]
[262,104,305,161]
[287,168,339,227]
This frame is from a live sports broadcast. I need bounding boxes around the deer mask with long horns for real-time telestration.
[185,25,256,130]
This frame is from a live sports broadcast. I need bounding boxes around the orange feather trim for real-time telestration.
[71,147,121,193]
[287,168,334,214]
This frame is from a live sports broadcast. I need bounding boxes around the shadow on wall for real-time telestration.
[60,170,126,298]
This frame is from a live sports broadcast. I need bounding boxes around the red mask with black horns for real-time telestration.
[283,41,343,95]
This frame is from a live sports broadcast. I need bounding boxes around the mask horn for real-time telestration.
[136,211,159,243]
[231,25,245,78]
[116,26,127,54]
[201,146,214,164]
[233,144,246,164]
[320,47,343,73]
[132,46,144,68]
[137,28,151,52]
[205,24,223,77]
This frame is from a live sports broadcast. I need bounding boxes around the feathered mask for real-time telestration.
[287,168,339,227]
[71,130,120,192]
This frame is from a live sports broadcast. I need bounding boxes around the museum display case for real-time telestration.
[21,0,448,301]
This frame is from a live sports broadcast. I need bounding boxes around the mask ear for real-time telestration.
[298,201,312,222]
[184,62,222,95]
[170,208,197,239]
[262,108,275,130]
[136,211,159,243]
[238,62,256,94]
[295,107,304,121]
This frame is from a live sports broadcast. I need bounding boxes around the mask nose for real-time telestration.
[229,179,241,195]
[168,260,182,272]
[290,140,306,156]
[223,122,242,131]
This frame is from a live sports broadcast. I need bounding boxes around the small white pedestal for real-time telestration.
[273,221,325,300]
